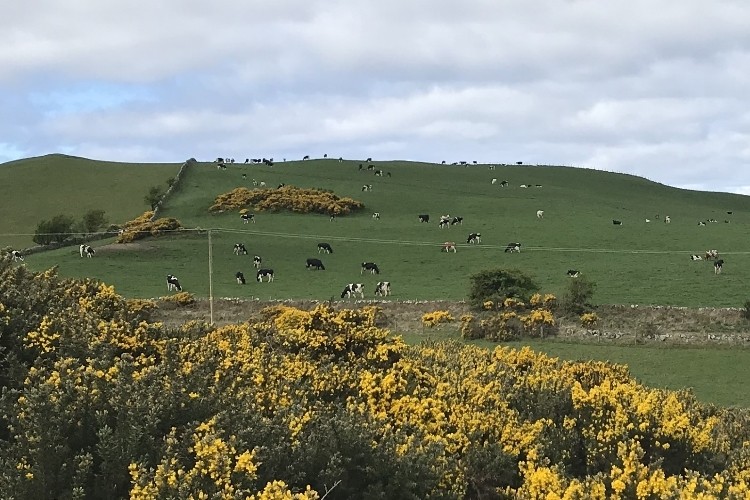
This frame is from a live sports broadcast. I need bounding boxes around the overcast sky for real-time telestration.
[2,1,749,193]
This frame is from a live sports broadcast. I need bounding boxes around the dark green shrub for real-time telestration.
[561,277,595,315]
[468,269,539,310]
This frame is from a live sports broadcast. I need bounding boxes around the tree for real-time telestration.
[80,209,108,234]
[561,277,596,315]
[468,268,539,309]
[32,214,75,245]
[145,186,165,210]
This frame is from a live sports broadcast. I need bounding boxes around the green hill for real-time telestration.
[0,154,181,249]
[8,156,750,306]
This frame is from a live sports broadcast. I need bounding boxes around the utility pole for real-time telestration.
[208,229,214,325]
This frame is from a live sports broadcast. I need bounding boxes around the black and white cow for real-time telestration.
[253,255,262,268]
[505,242,521,253]
[500,180,509,187]
[236,271,246,284]
[361,184,373,192]
[306,258,325,270]
[166,274,182,292]
[612,220,622,225]
[567,269,580,277]
[705,249,719,260]
[418,214,430,223]
[341,283,365,299]
[361,262,380,274]
[302,155,310,160]
[318,242,333,254]
[439,215,451,228]
[374,281,391,297]
[11,250,24,262]
[241,213,255,224]
[690,255,703,261]
[257,268,275,282]
[451,216,463,225]
[467,233,481,244]
[234,243,248,255]
[372,212,380,220]
[698,221,706,226]
[79,244,95,258]
[714,259,724,275]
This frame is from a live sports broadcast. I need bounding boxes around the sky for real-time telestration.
[2,0,749,194]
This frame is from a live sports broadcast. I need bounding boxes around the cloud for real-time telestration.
[1,0,749,193]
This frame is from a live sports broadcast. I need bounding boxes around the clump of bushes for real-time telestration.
[158,291,196,307]
[209,186,365,216]
[421,310,454,328]
[116,211,183,243]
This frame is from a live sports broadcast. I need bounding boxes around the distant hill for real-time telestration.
[0,154,182,248]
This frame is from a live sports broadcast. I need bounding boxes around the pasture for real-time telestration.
[14,157,750,307]
[0,154,181,249]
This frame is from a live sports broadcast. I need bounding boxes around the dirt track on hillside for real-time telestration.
[151,299,750,347]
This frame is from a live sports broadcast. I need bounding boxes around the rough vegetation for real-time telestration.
[115,210,184,244]
[209,185,365,216]
[2,256,750,498]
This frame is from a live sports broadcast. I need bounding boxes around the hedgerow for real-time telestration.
[1,254,749,498]
[209,186,365,216]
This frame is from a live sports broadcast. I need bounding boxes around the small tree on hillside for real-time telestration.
[145,186,166,210]
[469,269,539,310]
[80,209,108,235]
[561,277,596,315]
[32,214,75,245]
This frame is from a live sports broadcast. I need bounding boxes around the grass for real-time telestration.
[16,158,750,307]
[0,154,182,249]
[6,154,750,408]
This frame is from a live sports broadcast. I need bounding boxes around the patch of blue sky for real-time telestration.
[29,83,155,117]
[0,143,26,164]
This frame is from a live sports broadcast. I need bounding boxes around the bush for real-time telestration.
[209,186,365,216]
[469,269,539,310]
[80,209,108,235]
[421,310,454,328]
[32,214,75,245]
[561,277,596,315]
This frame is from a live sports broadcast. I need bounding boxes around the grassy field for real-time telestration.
[14,157,750,307]
[5,154,750,408]
[0,154,181,249]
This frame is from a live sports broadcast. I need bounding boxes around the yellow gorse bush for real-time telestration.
[116,210,183,243]
[2,257,750,498]
[421,310,454,328]
[581,312,600,326]
[209,186,365,216]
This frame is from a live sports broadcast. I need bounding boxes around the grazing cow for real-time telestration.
[362,184,373,192]
[439,216,451,228]
[500,180,509,187]
[489,165,496,170]
[374,169,383,176]
[690,255,702,261]
[467,233,481,244]
[306,258,325,270]
[372,212,380,220]
[366,157,372,162]
[241,213,255,224]
[418,214,430,223]
[727,211,733,215]
[714,259,724,274]
[11,250,24,262]
[79,244,89,258]
[236,271,246,284]
[234,243,248,255]
[338,157,343,162]
[367,164,374,170]
[535,184,543,188]
[567,270,580,278]
[259,181,266,187]
[358,164,363,170]
[612,220,622,225]
[302,155,310,160]
[341,283,365,299]
[698,221,706,226]
[505,242,521,253]
[361,262,380,274]
[705,249,719,260]
[536,210,544,219]
[330,213,336,221]
[451,216,463,225]
[166,274,182,292]
[323,154,328,158]
[645,219,651,223]
[442,241,457,253]
[492,178,498,184]
[318,242,333,254]
[257,268,275,282]
[82,245,95,258]
[253,255,262,268]
[664,215,671,224]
